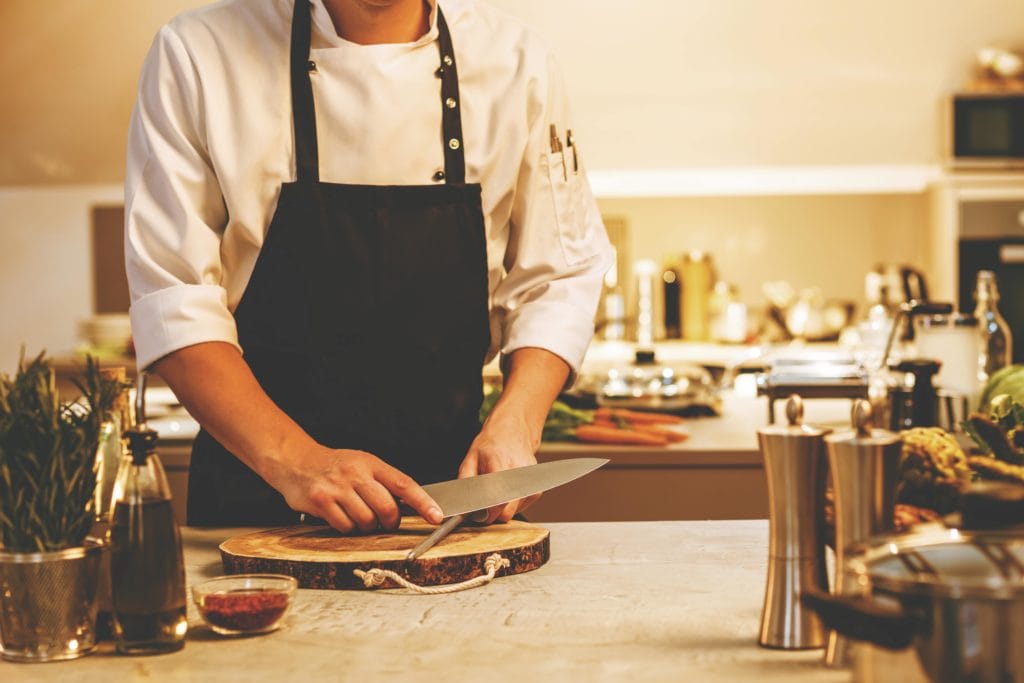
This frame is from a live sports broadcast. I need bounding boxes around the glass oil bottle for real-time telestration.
[92,367,133,640]
[974,269,1013,382]
[109,372,187,654]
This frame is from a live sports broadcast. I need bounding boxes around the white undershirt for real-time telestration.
[125,0,612,377]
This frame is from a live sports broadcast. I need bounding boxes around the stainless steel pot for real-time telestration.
[574,350,721,414]
[803,509,1024,683]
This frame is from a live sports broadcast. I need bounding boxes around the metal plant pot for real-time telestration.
[0,539,104,662]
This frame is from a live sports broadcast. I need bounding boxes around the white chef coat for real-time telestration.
[125,0,612,380]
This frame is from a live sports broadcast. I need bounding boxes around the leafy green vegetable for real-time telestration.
[963,393,1024,467]
[979,364,1024,411]
[479,389,594,442]
[541,401,595,442]
[0,352,125,552]
[897,427,973,514]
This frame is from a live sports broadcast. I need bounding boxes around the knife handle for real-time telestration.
[406,513,467,563]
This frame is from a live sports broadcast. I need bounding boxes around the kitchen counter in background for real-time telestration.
[156,392,855,525]
[531,393,851,522]
[53,341,855,524]
[1,521,853,682]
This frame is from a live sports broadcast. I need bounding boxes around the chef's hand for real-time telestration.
[274,446,444,534]
[459,414,540,524]
[458,349,571,524]
[152,342,443,535]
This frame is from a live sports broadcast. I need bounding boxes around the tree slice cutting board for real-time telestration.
[220,517,550,590]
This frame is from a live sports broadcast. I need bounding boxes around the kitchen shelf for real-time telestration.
[588,164,943,198]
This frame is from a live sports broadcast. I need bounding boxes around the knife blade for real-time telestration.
[405,457,608,562]
[422,457,608,518]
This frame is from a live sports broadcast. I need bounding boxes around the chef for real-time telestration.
[125,0,612,533]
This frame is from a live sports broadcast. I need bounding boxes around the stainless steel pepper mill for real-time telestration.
[757,395,830,649]
[823,399,901,668]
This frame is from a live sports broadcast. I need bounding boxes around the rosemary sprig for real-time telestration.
[0,352,126,552]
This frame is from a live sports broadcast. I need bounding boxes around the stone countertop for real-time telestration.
[5,521,850,682]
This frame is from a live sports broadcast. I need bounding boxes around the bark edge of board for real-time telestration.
[219,517,550,590]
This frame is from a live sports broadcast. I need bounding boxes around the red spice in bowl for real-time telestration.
[193,574,296,635]
[201,591,289,632]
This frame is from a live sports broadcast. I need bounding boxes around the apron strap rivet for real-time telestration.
[307,60,317,72]
[432,170,446,182]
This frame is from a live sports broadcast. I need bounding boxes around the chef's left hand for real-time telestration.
[459,348,570,524]
[458,412,540,524]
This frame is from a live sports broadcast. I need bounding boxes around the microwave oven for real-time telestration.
[948,92,1024,170]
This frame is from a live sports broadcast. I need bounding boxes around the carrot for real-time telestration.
[595,407,683,425]
[634,424,690,443]
[589,417,688,443]
[574,424,669,446]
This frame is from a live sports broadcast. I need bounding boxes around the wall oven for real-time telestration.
[958,198,1024,362]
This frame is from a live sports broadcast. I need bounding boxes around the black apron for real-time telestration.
[187,0,491,526]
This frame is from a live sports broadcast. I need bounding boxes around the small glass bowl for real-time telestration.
[192,574,297,636]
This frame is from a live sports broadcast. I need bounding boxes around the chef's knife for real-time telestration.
[405,457,608,562]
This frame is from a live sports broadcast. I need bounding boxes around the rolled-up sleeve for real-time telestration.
[493,52,613,384]
[124,24,237,371]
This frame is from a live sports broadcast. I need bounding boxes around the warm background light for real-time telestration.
[0,2,207,185]
[3,1,1023,184]
[0,1,1022,369]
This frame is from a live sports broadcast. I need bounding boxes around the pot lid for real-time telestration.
[580,350,715,402]
[848,526,1024,600]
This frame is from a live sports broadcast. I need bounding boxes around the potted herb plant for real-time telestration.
[0,352,123,662]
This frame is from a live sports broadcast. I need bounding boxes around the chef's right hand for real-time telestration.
[274,446,443,534]
[150,343,443,534]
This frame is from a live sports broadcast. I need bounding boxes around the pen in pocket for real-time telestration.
[549,123,568,181]
[566,129,579,173]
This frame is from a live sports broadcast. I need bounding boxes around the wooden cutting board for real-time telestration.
[220,517,550,590]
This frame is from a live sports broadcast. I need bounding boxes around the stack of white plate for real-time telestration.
[78,313,132,355]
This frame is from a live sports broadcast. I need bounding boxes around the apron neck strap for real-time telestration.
[290,0,319,182]
[435,7,465,184]
[289,0,467,185]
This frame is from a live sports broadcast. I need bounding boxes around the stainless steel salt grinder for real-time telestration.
[823,399,901,668]
[757,395,830,649]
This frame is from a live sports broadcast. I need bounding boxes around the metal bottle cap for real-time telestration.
[975,269,1001,302]
[125,371,159,465]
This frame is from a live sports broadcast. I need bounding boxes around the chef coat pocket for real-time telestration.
[543,152,589,267]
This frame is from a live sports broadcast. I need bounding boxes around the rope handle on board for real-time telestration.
[353,553,510,594]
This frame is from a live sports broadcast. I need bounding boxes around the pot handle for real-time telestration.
[800,590,922,651]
